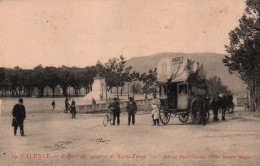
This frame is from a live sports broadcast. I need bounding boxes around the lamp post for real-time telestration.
[101,83,103,101]
[127,83,129,99]
[105,85,107,102]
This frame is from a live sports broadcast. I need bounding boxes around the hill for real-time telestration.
[125,52,246,96]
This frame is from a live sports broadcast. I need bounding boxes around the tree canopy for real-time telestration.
[223,0,260,111]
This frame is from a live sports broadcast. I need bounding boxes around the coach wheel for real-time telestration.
[178,113,189,123]
[191,100,201,124]
[103,114,109,127]
[159,107,171,125]
[109,114,114,125]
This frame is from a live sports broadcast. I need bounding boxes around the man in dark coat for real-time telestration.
[70,99,76,119]
[200,97,208,125]
[218,95,227,120]
[108,98,120,125]
[52,100,55,109]
[211,97,219,121]
[12,98,26,136]
[127,97,137,125]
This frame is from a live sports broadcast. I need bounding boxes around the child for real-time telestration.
[52,100,55,109]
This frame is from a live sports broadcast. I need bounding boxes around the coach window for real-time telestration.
[179,85,187,94]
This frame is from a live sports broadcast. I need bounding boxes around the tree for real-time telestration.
[140,68,157,100]
[104,55,131,99]
[23,69,34,97]
[32,65,47,97]
[223,0,260,111]
[207,76,232,98]
[82,66,97,93]
[45,67,59,97]
[0,68,5,96]
[127,71,141,98]
[70,67,86,96]
[57,66,72,97]
[7,67,25,96]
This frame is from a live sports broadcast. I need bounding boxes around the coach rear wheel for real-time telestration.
[178,113,189,123]
[191,100,201,124]
[159,107,171,125]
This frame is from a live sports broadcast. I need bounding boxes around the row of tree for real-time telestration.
[0,55,157,99]
[223,0,260,112]
[0,65,97,97]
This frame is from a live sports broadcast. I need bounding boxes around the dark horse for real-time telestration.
[210,94,234,121]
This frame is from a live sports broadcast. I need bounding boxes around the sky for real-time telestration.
[0,0,246,69]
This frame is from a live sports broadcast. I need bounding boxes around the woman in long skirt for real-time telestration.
[151,93,160,126]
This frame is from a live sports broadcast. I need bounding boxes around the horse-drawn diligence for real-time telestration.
[157,57,210,125]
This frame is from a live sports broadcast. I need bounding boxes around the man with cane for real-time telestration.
[12,98,26,136]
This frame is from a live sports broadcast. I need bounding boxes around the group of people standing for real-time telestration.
[10,93,177,136]
[107,93,160,126]
[65,97,76,119]
[107,97,138,126]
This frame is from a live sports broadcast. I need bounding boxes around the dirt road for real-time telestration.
[0,105,259,166]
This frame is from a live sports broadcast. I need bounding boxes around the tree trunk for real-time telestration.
[250,79,256,112]
[51,88,55,98]
[62,88,67,97]
[121,86,124,96]
[40,88,44,97]
[74,88,77,96]
[132,83,135,99]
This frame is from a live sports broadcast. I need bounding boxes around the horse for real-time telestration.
[217,94,234,120]
[209,94,234,121]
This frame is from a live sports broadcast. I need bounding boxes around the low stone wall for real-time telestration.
[76,99,152,113]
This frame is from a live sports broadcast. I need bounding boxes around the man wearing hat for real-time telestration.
[12,98,26,136]
[127,97,137,125]
[108,98,120,125]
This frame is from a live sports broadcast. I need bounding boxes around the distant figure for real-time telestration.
[70,99,76,119]
[92,98,96,105]
[52,100,55,109]
[151,93,160,126]
[127,97,137,125]
[65,97,69,113]
[108,98,120,125]
[12,98,26,136]
[245,103,250,111]
[247,104,250,111]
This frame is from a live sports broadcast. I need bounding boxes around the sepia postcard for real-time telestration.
[0,0,259,166]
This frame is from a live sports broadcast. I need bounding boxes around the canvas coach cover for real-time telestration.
[157,57,206,84]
